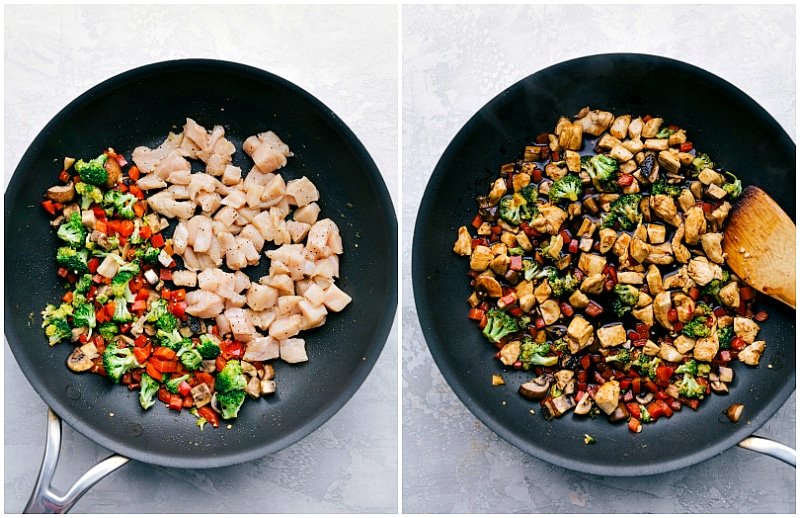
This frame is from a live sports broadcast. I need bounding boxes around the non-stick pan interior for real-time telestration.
[5,60,397,468]
[413,53,795,475]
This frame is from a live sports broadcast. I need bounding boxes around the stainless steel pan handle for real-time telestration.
[738,436,796,467]
[24,409,130,514]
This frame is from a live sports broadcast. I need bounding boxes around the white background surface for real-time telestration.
[402,4,796,513]
[4,4,398,513]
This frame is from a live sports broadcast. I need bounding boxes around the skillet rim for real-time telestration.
[412,52,795,476]
[4,58,398,469]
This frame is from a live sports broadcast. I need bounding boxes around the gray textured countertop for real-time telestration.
[402,4,796,514]
[4,5,397,513]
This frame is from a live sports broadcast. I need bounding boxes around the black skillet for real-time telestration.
[413,53,795,476]
[5,59,397,510]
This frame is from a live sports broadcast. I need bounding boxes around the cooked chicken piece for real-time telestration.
[539,299,561,326]
[673,292,695,323]
[631,304,654,325]
[279,337,307,363]
[708,202,732,230]
[455,226,474,256]
[611,232,631,257]
[645,265,663,295]
[243,131,292,174]
[580,274,604,296]
[596,324,626,347]
[166,169,191,185]
[533,279,552,304]
[698,168,725,186]
[269,314,302,340]
[226,293,247,309]
[236,224,263,253]
[671,223,691,264]
[172,270,197,287]
[96,255,121,279]
[644,224,665,244]
[259,174,286,207]
[658,342,684,363]
[662,266,695,292]
[616,271,644,284]
[734,317,760,344]
[567,290,589,310]
[716,282,740,309]
[594,380,620,415]
[644,242,674,265]
[609,114,631,139]
[687,256,719,286]
[676,189,695,213]
[653,291,673,330]
[672,335,696,354]
[651,194,681,227]
[738,341,766,366]
[531,204,568,235]
[705,183,727,200]
[563,150,581,173]
[566,315,594,354]
[700,233,725,264]
[629,235,650,263]
[597,133,622,150]
[641,340,660,356]
[609,145,634,163]
[576,109,613,136]
[223,234,248,270]
[578,253,607,276]
[323,284,351,312]
[621,139,644,155]
[683,206,706,245]
[657,150,680,174]
[641,117,663,138]
[693,333,719,363]
[185,290,225,318]
[627,117,643,139]
[558,121,583,150]
[189,382,213,408]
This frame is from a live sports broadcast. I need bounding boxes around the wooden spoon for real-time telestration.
[721,185,796,309]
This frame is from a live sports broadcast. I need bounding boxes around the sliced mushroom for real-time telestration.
[104,156,122,187]
[726,403,744,423]
[635,392,654,405]
[46,182,76,203]
[709,374,728,394]
[66,347,93,372]
[607,402,630,423]
[573,392,593,415]
[519,375,551,400]
[549,394,576,417]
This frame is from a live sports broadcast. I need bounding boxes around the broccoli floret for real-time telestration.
[72,302,96,329]
[498,193,534,226]
[517,184,539,204]
[697,363,711,377]
[507,247,525,256]
[605,348,631,365]
[682,317,711,339]
[633,353,661,380]
[551,338,568,353]
[164,374,190,394]
[217,390,246,420]
[548,174,583,204]
[139,372,160,410]
[56,212,88,248]
[198,334,221,359]
[110,272,135,302]
[601,194,642,231]
[102,341,141,383]
[136,246,161,264]
[655,126,675,139]
[639,405,653,423]
[104,190,138,219]
[128,220,143,245]
[583,154,619,193]
[721,172,743,199]
[700,270,731,304]
[216,360,247,393]
[482,308,519,343]
[691,153,714,173]
[675,359,698,375]
[547,270,578,299]
[75,182,104,210]
[56,246,89,274]
[519,338,558,368]
[651,178,681,197]
[612,284,640,317]
[157,312,179,333]
[146,299,170,323]
[522,259,539,281]
[677,373,705,399]
[538,234,563,261]
[112,297,133,323]
[74,274,93,295]
[718,326,735,349]
[98,322,119,341]
[175,340,203,371]
[74,153,109,187]
[41,303,74,346]
[156,329,185,350]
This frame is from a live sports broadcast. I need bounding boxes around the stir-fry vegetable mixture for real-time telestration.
[454,107,769,433]
[41,151,267,429]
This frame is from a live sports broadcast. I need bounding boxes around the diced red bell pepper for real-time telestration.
[150,233,165,248]
[585,301,604,318]
[560,302,574,318]
[680,141,693,152]
[168,300,187,319]
[628,417,643,433]
[58,169,71,182]
[753,310,769,322]
[713,306,728,317]
[667,308,678,323]
[626,402,641,418]
[157,387,171,404]
[509,256,522,271]
[740,285,755,301]
[147,362,164,381]
[655,365,674,385]
[619,379,630,391]
[150,358,178,373]
[153,347,177,361]
[197,406,221,428]
[468,308,485,321]
[178,381,192,397]
[471,214,483,229]
[731,336,747,351]
[508,306,523,317]
[168,393,183,412]
[617,174,633,187]
[78,333,90,344]
[479,313,488,329]
[215,356,227,372]
[568,239,579,254]
[41,200,57,216]
[531,168,543,183]
[128,165,140,181]
[171,289,186,302]
[632,378,642,394]
[580,355,591,370]
[160,269,173,281]
[688,287,700,301]
[646,399,673,420]
[86,257,100,274]
[131,299,148,313]
[534,316,546,329]
[133,346,151,365]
